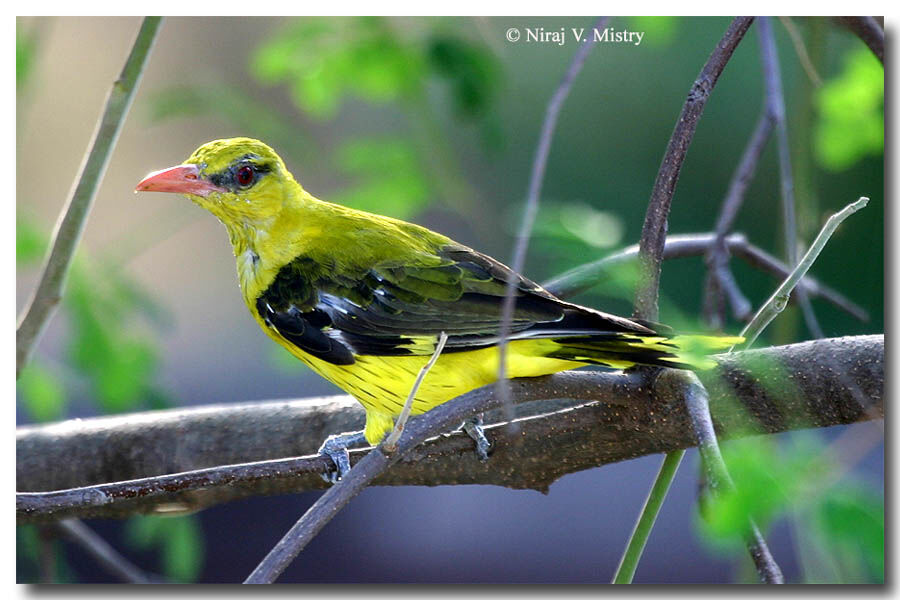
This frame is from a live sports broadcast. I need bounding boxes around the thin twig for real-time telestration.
[680,372,784,583]
[16,16,162,378]
[834,17,884,64]
[52,519,162,583]
[759,15,824,339]
[496,16,610,427]
[37,526,56,583]
[544,233,867,324]
[702,111,774,327]
[612,450,685,583]
[729,241,867,321]
[738,197,869,349]
[634,16,755,321]
[382,332,448,453]
[778,17,823,87]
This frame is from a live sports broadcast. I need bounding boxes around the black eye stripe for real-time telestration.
[207,160,272,191]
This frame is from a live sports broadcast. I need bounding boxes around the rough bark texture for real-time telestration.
[17,335,882,523]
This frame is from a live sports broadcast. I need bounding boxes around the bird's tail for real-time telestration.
[546,332,743,370]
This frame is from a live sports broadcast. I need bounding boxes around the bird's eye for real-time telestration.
[236,165,254,187]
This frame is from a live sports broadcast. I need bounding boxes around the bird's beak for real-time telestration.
[135,164,225,197]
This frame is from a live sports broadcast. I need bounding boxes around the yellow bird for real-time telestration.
[137,137,740,480]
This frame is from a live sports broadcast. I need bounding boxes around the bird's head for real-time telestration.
[136,137,295,228]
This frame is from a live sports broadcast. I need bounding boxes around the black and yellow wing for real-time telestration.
[254,244,661,366]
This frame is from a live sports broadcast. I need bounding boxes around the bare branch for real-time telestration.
[50,519,163,583]
[759,15,823,339]
[778,17,823,87]
[739,198,868,348]
[702,112,774,327]
[634,16,755,321]
[678,372,783,583]
[497,16,610,422]
[16,17,162,378]
[543,233,866,322]
[834,17,884,64]
[17,335,883,524]
[728,240,868,321]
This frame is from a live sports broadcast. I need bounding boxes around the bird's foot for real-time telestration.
[318,431,367,483]
[462,414,492,461]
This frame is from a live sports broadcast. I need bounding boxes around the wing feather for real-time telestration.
[254,243,655,364]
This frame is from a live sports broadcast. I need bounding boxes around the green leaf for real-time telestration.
[428,35,500,118]
[126,515,204,582]
[815,47,884,171]
[94,340,156,413]
[627,17,679,46]
[695,436,821,549]
[16,26,36,90]
[18,363,66,422]
[556,202,625,248]
[813,487,884,582]
[331,137,430,219]
[252,17,424,120]
[16,217,47,265]
[63,262,164,414]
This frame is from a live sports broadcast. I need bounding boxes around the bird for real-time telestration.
[136,137,742,481]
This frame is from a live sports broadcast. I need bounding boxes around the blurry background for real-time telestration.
[17,16,883,583]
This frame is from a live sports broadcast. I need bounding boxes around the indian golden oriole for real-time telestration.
[136,137,740,480]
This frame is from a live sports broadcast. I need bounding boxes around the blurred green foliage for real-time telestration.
[16,217,175,420]
[16,525,76,583]
[330,137,429,219]
[697,435,883,583]
[534,201,625,250]
[150,16,501,220]
[253,18,424,118]
[17,215,201,582]
[16,27,36,90]
[125,515,205,582]
[810,487,884,582]
[815,47,884,171]
[18,363,66,423]
[626,16,679,46]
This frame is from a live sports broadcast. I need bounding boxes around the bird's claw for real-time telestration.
[317,431,366,484]
[463,415,492,462]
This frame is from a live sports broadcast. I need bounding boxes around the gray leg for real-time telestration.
[462,414,492,461]
[318,431,368,483]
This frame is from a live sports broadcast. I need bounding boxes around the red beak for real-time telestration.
[135,164,225,197]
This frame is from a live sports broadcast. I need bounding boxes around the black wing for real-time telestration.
[255,245,654,365]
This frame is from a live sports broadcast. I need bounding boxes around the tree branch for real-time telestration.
[544,233,867,322]
[634,16,755,321]
[16,17,162,378]
[702,109,773,327]
[497,16,610,422]
[834,17,884,64]
[739,198,868,348]
[49,519,164,583]
[17,334,883,524]
[759,15,823,339]
[678,371,783,583]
